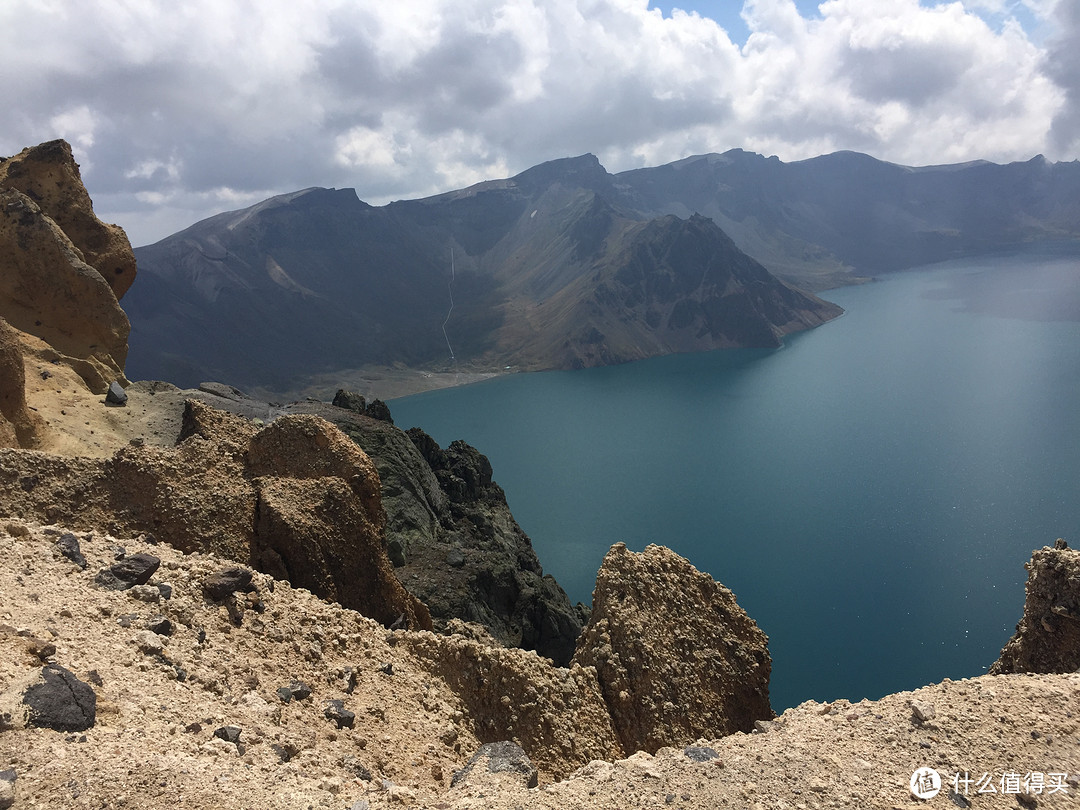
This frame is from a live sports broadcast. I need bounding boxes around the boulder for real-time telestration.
[573,543,773,753]
[991,540,1080,674]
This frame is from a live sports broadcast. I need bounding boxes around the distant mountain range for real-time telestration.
[124,150,1080,393]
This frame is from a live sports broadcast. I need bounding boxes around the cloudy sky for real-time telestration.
[2,0,1077,247]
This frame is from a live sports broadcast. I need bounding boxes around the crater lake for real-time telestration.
[390,250,1080,711]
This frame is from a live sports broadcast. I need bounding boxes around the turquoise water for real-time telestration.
[390,254,1080,711]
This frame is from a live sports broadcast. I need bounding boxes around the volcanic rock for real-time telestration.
[22,664,97,731]
[55,532,87,568]
[573,543,773,753]
[94,552,160,590]
[202,567,254,601]
[991,541,1080,674]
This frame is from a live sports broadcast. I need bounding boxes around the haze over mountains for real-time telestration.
[124,149,1080,394]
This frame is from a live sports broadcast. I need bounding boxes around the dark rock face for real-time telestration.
[332,389,366,413]
[23,664,97,731]
[991,540,1080,675]
[573,543,773,754]
[125,154,843,391]
[401,426,583,664]
[292,400,583,665]
[451,741,539,789]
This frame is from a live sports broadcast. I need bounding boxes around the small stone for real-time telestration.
[56,533,87,569]
[271,742,299,762]
[202,567,254,601]
[146,615,173,636]
[446,549,466,568]
[105,381,128,406]
[324,699,355,729]
[87,670,104,686]
[0,769,14,810]
[276,680,313,703]
[378,662,393,676]
[911,700,936,722]
[213,725,242,745]
[156,583,174,600]
[684,746,720,762]
[348,801,370,810]
[133,630,164,655]
[94,553,160,591]
[183,722,202,734]
[128,584,160,603]
[23,664,96,731]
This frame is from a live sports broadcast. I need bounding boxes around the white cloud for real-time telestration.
[0,0,1074,245]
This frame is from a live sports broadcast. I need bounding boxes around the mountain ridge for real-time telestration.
[124,153,844,394]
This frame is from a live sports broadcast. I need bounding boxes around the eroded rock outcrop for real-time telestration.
[991,539,1080,675]
[0,140,133,396]
[0,317,44,448]
[0,400,430,631]
[572,543,773,754]
[288,397,584,665]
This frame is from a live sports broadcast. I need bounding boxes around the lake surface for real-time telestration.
[390,252,1080,711]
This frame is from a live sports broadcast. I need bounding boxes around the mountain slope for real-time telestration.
[125,154,841,393]
[615,149,1080,289]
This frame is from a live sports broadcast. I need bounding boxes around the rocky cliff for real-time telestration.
[991,539,1080,675]
[0,140,133,401]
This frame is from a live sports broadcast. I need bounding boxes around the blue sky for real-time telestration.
[648,0,1047,42]
[1,0,1076,246]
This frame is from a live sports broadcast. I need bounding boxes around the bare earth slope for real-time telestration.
[1,522,1078,809]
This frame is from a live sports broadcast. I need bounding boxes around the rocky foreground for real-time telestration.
[1,522,1078,809]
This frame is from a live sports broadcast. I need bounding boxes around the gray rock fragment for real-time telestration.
[683,746,720,762]
[56,533,87,569]
[0,769,14,810]
[451,740,538,789]
[324,699,355,729]
[105,381,128,406]
[94,553,160,590]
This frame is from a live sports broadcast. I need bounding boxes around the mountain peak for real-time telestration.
[512,153,611,193]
